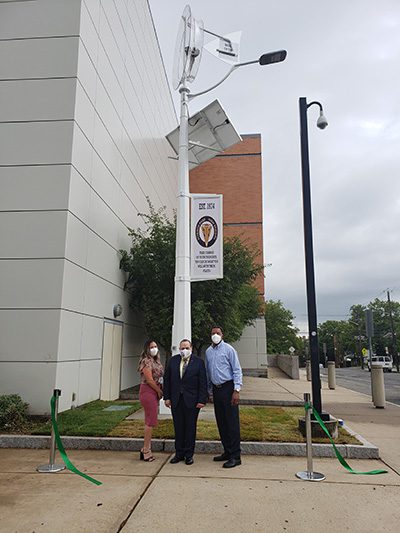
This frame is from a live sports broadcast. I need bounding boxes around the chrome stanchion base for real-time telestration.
[37,463,66,473]
[296,471,325,481]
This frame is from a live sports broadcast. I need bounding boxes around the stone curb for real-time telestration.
[119,394,303,407]
[0,434,379,459]
[240,399,303,406]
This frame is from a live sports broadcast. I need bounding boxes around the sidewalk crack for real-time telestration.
[116,453,171,532]
[271,379,304,400]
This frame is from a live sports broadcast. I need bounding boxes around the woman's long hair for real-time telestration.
[137,339,161,372]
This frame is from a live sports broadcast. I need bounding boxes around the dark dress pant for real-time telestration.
[171,394,200,459]
[213,380,241,459]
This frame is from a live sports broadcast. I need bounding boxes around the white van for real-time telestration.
[367,356,393,372]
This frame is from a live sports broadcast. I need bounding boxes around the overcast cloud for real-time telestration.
[149,0,400,333]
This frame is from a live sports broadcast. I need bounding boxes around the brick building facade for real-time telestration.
[190,134,267,370]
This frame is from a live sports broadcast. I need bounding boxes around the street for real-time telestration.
[321,366,400,405]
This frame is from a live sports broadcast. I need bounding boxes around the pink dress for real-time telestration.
[139,358,164,427]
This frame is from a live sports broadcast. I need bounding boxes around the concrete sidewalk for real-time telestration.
[1,371,400,532]
[1,449,399,532]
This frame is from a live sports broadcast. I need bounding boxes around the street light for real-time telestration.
[299,97,329,418]
[170,7,287,352]
[188,50,287,99]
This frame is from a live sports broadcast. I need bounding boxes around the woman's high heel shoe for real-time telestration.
[142,448,155,462]
[139,449,144,460]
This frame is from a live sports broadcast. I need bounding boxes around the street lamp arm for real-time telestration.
[188,64,240,99]
[188,50,287,100]
[307,101,323,112]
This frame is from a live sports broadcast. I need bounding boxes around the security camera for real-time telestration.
[317,113,328,130]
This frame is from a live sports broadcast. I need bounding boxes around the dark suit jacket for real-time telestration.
[163,354,208,409]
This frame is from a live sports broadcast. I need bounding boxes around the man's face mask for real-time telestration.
[211,333,222,344]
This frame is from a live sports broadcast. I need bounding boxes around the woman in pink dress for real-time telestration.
[138,339,164,462]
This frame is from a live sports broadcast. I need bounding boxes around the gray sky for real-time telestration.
[149,0,400,333]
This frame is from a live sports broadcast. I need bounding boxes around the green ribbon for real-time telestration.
[51,395,102,485]
[304,402,387,475]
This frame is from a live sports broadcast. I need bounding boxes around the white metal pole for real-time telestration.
[171,81,192,354]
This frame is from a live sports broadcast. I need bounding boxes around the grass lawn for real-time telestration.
[109,406,360,445]
[30,400,142,437]
[18,403,359,444]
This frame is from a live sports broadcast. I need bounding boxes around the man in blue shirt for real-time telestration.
[205,326,242,468]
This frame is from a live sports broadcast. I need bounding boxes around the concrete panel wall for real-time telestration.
[0,36,80,80]
[0,362,57,415]
[277,355,300,380]
[0,0,81,40]
[0,165,71,211]
[56,0,177,411]
[0,0,178,413]
[267,354,300,380]
[232,318,268,370]
[0,2,80,412]
[0,310,61,363]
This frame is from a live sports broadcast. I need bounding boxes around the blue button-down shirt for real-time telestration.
[205,340,243,392]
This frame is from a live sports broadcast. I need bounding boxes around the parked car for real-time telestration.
[367,356,393,372]
[344,353,355,367]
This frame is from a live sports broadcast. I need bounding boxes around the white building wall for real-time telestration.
[232,318,268,371]
[0,0,178,413]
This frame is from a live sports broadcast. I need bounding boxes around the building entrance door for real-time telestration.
[100,320,123,401]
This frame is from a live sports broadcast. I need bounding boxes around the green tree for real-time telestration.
[119,203,263,355]
[119,204,176,352]
[315,298,400,367]
[318,320,354,365]
[265,300,301,354]
[349,299,400,356]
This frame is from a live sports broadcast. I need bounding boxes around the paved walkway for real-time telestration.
[1,371,400,532]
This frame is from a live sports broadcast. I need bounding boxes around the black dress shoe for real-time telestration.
[213,453,229,462]
[222,458,241,468]
[185,457,194,465]
[170,456,184,464]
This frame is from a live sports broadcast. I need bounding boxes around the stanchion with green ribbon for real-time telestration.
[37,390,102,486]
[296,393,326,481]
[296,393,388,481]
[306,399,387,476]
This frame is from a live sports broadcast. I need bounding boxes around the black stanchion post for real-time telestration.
[37,389,66,473]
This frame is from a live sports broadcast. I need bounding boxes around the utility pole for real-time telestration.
[357,322,363,368]
[333,333,338,367]
[350,319,363,368]
[387,290,399,372]
[365,309,374,369]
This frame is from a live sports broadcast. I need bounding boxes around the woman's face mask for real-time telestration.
[149,347,158,357]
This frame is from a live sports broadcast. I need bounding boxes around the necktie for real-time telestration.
[181,357,189,378]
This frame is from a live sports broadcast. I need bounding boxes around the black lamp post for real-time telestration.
[299,97,329,418]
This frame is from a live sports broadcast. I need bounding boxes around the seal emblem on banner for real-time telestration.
[195,216,218,248]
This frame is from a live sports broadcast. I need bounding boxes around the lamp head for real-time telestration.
[317,110,328,130]
[259,50,287,66]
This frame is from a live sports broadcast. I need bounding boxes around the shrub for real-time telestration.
[0,394,29,431]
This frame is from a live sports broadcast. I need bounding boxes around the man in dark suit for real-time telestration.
[163,339,207,465]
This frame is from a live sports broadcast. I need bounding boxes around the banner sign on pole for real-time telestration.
[191,194,223,280]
